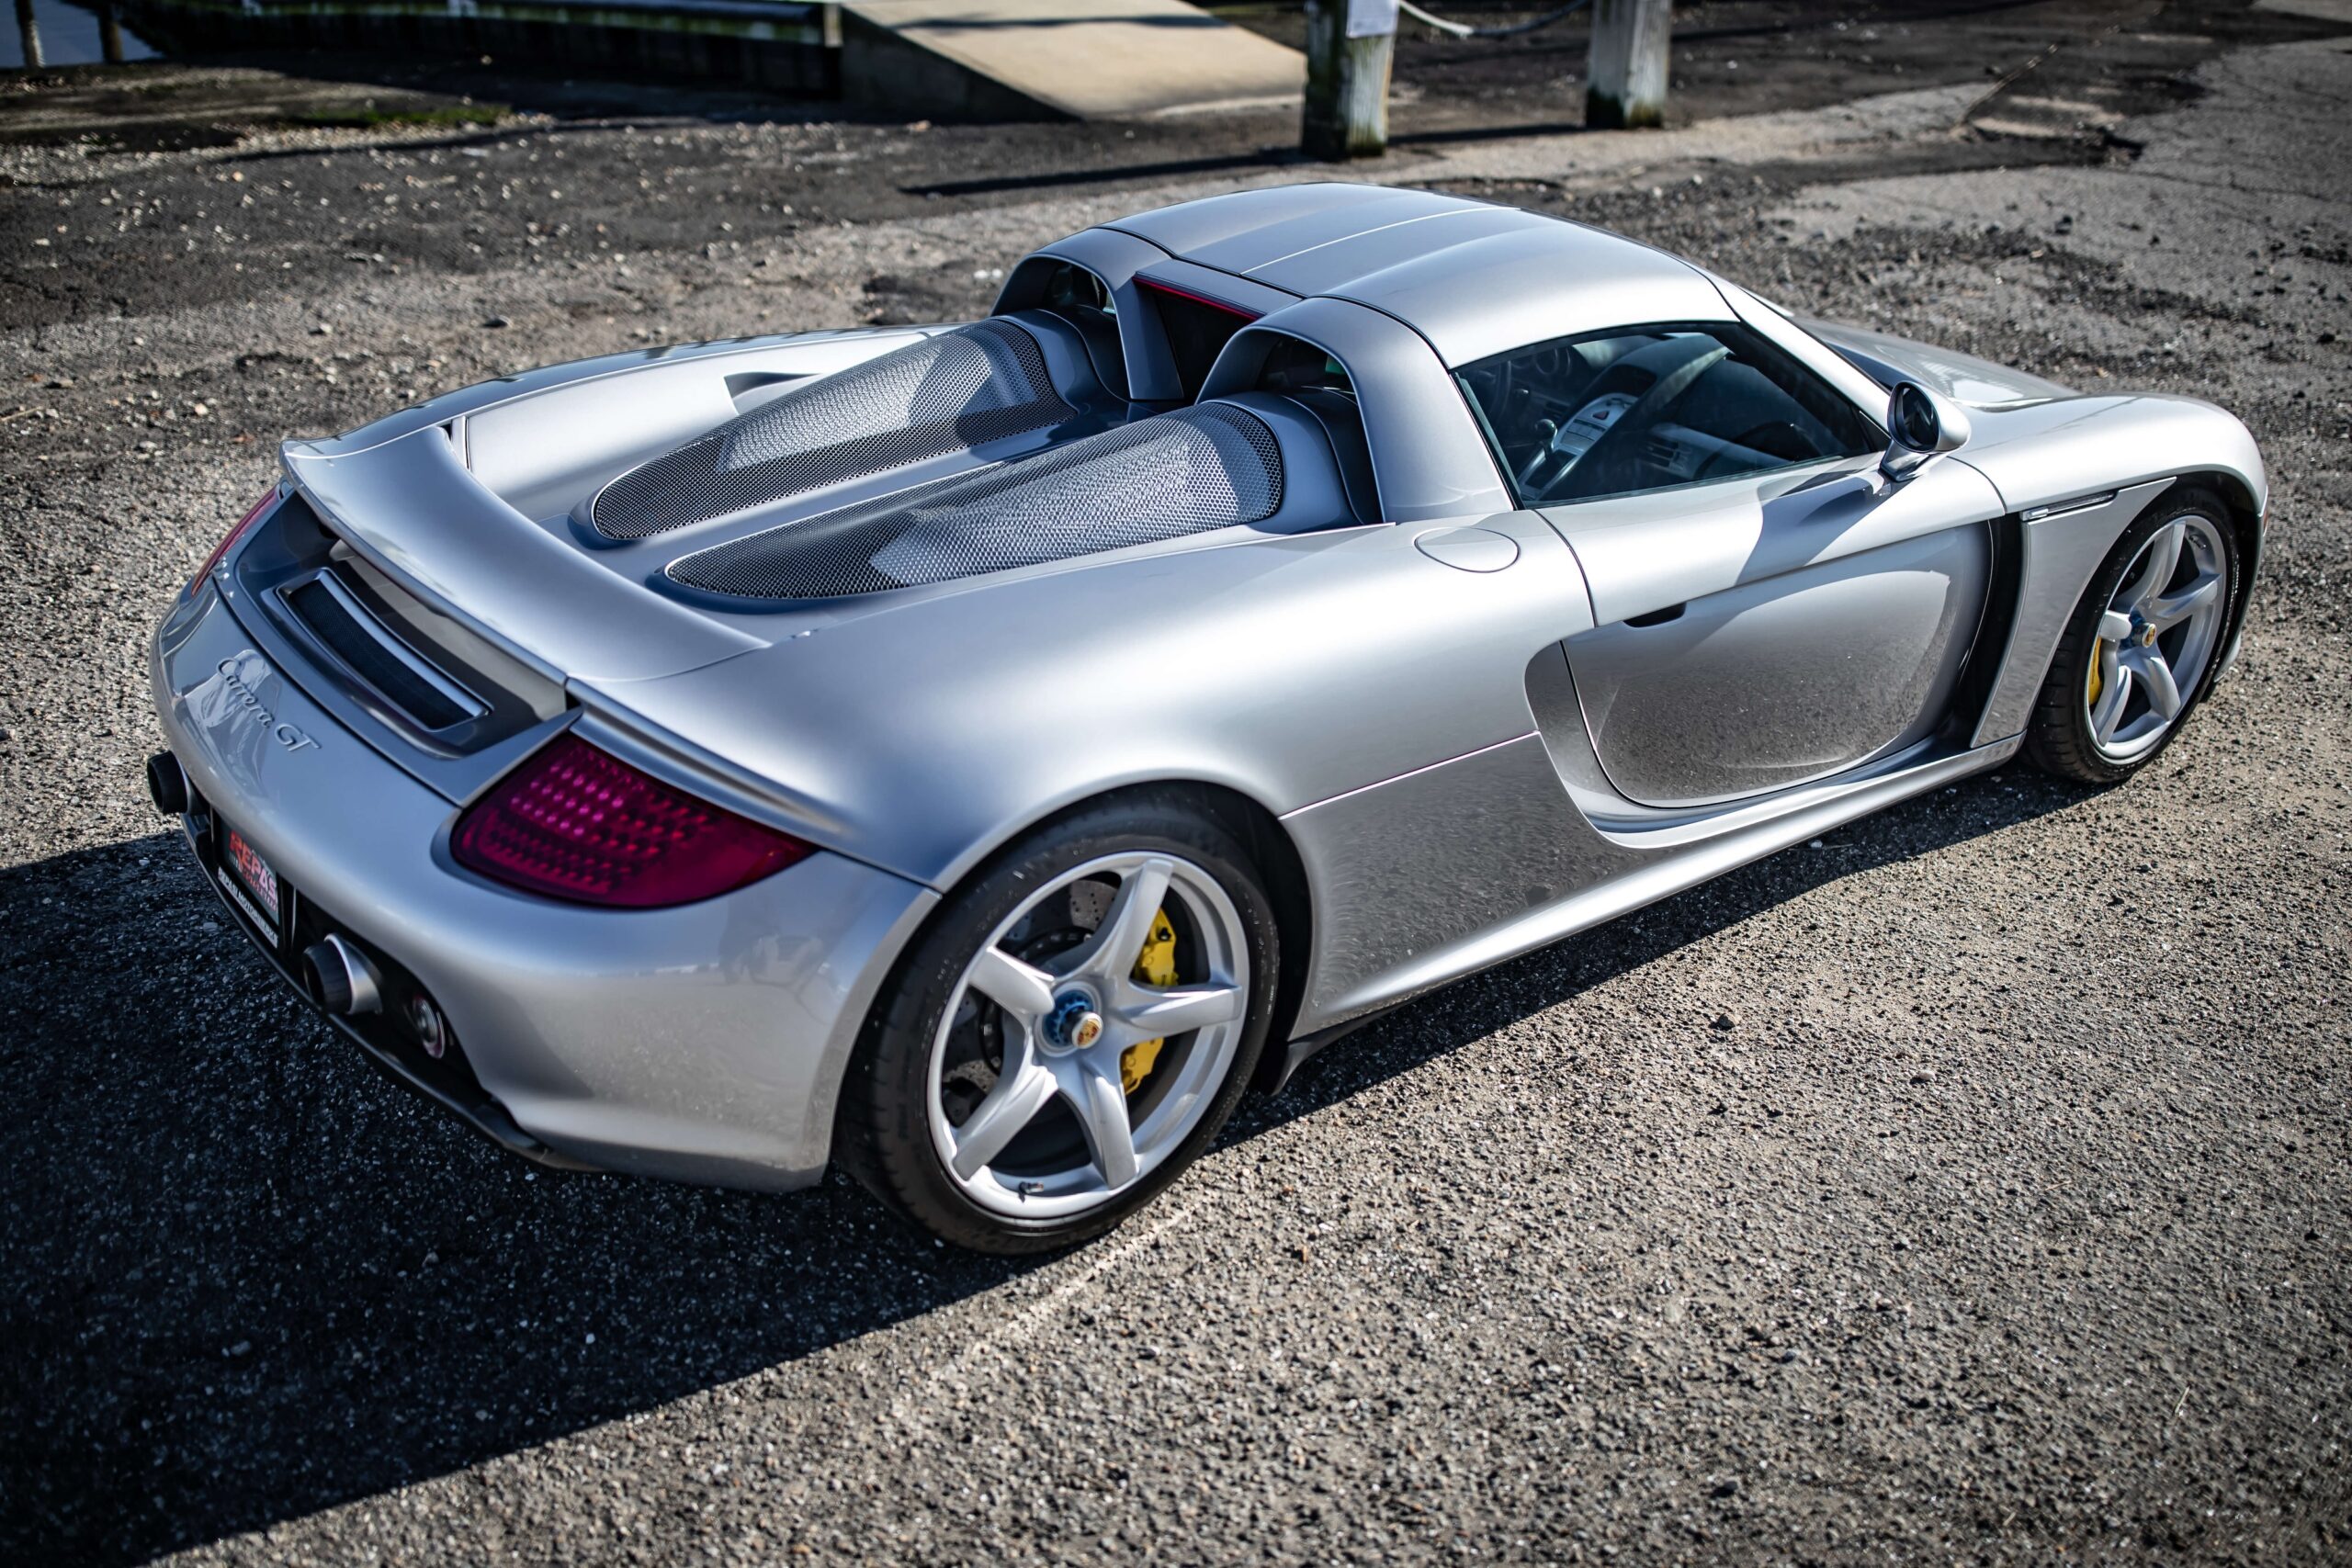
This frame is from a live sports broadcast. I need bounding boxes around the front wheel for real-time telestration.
[2025,488,2241,785]
[837,793,1280,1254]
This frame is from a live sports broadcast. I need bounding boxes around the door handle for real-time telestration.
[1624,603,1686,628]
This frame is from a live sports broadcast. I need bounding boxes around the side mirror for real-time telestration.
[1880,380,1970,482]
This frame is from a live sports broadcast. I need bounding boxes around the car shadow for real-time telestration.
[0,827,1034,1563]
[0,762,2086,1562]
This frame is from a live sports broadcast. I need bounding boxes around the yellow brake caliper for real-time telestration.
[2088,638,2105,706]
[1120,909,1178,1093]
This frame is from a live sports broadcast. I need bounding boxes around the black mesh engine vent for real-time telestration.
[589,321,1071,541]
[667,403,1283,601]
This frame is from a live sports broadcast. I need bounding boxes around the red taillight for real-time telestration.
[452,734,813,908]
[187,486,279,599]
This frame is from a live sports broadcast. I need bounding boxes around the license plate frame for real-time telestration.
[215,821,287,945]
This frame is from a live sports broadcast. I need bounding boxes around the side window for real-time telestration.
[1454,321,1883,507]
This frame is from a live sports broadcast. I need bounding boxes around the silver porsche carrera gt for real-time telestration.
[149,184,2263,1252]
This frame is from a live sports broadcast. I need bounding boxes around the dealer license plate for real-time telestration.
[218,824,284,942]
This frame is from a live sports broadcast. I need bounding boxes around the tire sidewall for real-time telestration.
[850,794,1280,1254]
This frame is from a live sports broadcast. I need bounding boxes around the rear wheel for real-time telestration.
[2025,488,2239,784]
[839,794,1278,1254]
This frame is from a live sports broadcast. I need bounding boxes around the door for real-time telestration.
[1453,320,2004,810]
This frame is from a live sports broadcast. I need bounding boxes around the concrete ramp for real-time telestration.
[842,1,1304,120]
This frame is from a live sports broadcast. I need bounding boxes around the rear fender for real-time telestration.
[592,509,1591,892]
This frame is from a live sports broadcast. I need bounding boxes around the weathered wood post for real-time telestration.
[14,0,42,70]
[1302,0,1396,161]
[96,0,125,63]
[1587,0,1671,130]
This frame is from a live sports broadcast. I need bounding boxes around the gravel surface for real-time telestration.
[3,5,2348,1563]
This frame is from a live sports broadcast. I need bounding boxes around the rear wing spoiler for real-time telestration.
[282,425,763,685]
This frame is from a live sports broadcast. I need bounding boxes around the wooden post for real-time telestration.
[97,0,124,62]
[1302,0,1395,162]
[1587,0,1670,130]
[14,0,42,70]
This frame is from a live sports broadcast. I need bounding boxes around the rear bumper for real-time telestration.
[174,838,603,1174]
[150,582,936,1190]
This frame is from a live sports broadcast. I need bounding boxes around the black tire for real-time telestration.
[836,790,1281,1255]
[2024,484,2242,785]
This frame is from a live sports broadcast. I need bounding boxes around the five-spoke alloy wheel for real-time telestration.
[839,792,1279,1254]
[2029,487,2242,784]
[929,852,1250,1219]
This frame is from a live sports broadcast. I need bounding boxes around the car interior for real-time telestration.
[1454,322,1883,508]
[1012,266,1882,525]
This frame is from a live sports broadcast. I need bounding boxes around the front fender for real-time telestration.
[1954,392,2267,518]
[1961,394,2267,744]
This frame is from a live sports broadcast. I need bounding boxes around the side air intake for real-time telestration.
[589,321,1071,541]
[666,403,1284,601]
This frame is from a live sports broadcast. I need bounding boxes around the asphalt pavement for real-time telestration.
[2,4,2348,1562]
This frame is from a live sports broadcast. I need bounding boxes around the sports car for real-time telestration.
[148,184,2264,1252]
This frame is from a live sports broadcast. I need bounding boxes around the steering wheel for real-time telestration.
[1529,341,1729,505]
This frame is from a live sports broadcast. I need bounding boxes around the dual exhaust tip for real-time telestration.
[146,751,188,817]
[300,932,449,1059]
[301,933,382,1017]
